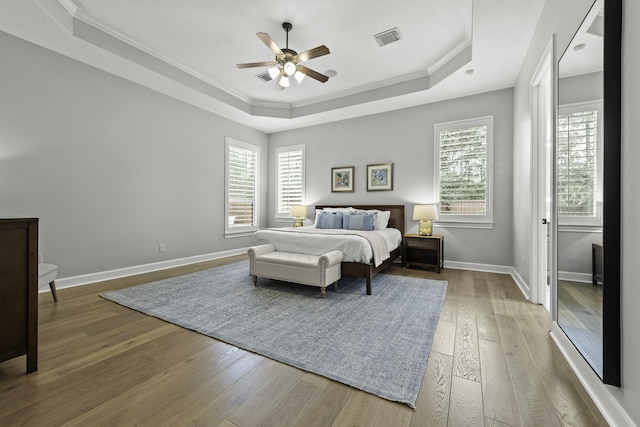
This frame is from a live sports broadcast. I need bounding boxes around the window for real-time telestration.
[275,145,305,219]
[435,116,493,226]
[225,138,259,236]
[557,101,602,227]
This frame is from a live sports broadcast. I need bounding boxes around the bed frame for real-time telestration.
[315,205,405,295]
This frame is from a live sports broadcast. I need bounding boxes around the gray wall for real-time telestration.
[620,0,640,421]
[268,88,514,267]
[0,31,268,278]
[514,0,640,422]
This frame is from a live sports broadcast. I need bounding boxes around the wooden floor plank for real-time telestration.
[409,351,453,427]
[453,293,481,382]
[448,375,484,426]
[495,314,562,426]
[0,256,606,426]
[521,328,608,427]
[479,339,522,426]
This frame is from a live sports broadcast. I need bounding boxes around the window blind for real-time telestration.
[226,142,258,229]
[276,147,304,216]
[557,110,598,217]
[438,125,488,216]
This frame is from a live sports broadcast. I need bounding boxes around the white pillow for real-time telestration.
[322,207,355,213]
[366,209,391,229]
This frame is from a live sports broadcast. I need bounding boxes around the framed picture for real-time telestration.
[367,162,394,191]
[331,166,355,192]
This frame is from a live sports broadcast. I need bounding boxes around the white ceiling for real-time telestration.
[0,0,546,133]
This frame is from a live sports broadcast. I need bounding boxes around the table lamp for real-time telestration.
[413,204,439,236]
[290,205,307,227]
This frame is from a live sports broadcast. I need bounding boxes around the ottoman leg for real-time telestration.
[320,287,326,298]
[252,275,257,286]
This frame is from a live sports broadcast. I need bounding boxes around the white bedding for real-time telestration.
[253,226,402,266]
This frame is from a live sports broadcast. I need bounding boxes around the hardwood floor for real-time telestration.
[557,280,604,377]
[0,256,608,426]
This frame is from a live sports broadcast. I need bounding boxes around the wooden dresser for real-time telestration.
[0,217,38,373]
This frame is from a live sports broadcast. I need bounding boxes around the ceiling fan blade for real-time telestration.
[297,65,329,83]
[256,32,284,56]
[297,45,330,62]
[236,61,277,69]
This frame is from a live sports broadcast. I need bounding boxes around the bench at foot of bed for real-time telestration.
[248,244,343,298]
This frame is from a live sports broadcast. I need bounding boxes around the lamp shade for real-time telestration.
[413,204,439,220]
[290,205,307,218]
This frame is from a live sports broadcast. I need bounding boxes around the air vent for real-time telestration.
[373,28,401,47]
[256,71,273,82]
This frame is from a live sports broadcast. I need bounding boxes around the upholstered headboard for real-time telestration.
[314,205,405,235]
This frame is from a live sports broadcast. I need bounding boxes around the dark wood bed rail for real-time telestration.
[315,205,405,294]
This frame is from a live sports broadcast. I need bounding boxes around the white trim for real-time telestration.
[434,115,494,224]
[550,323,637,427]
[557,100,604,227]
[558,270,591,283]
[225,137,260,237]
[44,247,249,291]
[529,36,554,306]
[558,225,602,233]
[274,144,306,220]
[433,222,494,230]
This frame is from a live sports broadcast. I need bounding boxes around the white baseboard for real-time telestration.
[44,247,249,292]
[558,270,592,283]
[550,323,637,427]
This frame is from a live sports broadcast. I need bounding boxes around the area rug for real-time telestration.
[100,261,447,407]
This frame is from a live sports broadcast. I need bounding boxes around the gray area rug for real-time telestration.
[101,261,447,407]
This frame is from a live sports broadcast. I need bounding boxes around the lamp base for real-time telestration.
[418,219,433,236]
[293,217,304,227]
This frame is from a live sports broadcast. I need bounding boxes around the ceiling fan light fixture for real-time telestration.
[284,61,297,76]
[268,67,281,79]
[236,22,331,91]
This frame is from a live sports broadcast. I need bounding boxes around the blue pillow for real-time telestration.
[315,212,344,229]
[343,212,375,231]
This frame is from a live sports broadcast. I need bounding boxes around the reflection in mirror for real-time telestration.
[556,0,621,385]
[557,0,603,377]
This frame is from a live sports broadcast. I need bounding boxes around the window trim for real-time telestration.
[557,100,603,228]
[275,144,306,221]
[434,116,494,227]
[224,137,260,237]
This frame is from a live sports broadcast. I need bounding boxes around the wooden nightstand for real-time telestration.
[403,234,444,273]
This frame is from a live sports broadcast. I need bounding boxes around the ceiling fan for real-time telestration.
[236,22,330,90]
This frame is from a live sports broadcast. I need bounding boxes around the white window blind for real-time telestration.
[557,106,600,222]
[225,138,259,235]
[435,116,493,224]
[276,145,305,218]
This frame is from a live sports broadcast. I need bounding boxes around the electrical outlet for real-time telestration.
[159,244,166,253]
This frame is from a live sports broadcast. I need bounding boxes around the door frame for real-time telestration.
[529,37,554,310]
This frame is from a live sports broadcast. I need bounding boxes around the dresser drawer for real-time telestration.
[405,238,439,250]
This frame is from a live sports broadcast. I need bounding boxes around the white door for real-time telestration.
[530,39,554,312]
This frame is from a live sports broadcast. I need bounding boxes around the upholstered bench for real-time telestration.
[248,244,343,298]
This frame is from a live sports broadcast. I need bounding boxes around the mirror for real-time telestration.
[556,0,621,385]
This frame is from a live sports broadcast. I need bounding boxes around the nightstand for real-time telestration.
[403,234,444,273]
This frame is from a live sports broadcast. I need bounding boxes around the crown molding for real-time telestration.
[40,0,472,121]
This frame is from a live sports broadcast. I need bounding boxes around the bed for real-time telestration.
[253,205,405,295]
